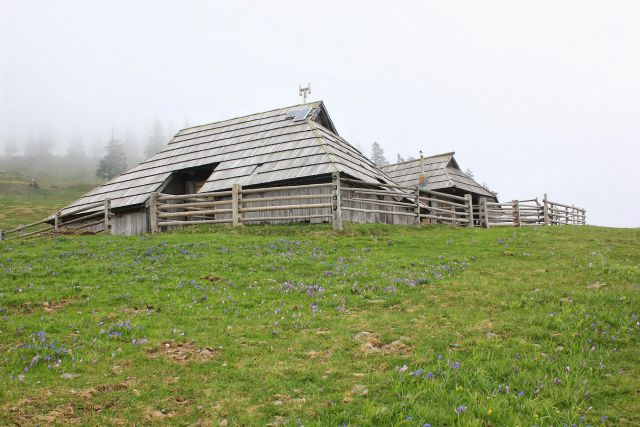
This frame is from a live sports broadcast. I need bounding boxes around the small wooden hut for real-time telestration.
[382,152,497,205]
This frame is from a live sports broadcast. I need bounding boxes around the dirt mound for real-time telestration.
[147,341,219,363]
[354,331,411,355]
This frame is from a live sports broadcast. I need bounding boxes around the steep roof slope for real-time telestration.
[382,152,496,198]
[61,101,396,215]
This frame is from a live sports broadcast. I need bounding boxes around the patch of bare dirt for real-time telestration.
[39,404,82,425]
[354,331,411,355]
[77,377,137,400]
[343,384,369,403]
[266,416,288,426]
[8,298,80,314]
[145,408,179,421]
[588,281,606,289]
[121,305,158,315]
[201,274,225,283]
[147,341,219,363]
[307,349,333,360]
[41,299,75,313]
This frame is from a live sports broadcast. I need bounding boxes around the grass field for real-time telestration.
[1,222,639,426]
[0,174,97,231]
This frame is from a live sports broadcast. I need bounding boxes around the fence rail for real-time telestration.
[149,175,586,233]
[480,194,586,228]
[151,182,335,232]
[0,199,112,242]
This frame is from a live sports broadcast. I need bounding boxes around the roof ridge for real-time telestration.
[381,151,456,168]
[307,120,340,174]
[177,101,324,134]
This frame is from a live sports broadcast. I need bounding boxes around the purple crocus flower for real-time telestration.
[455,405,467,414]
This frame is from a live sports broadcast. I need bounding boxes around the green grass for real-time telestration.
[0,174,98,230]
[1,223,638,426]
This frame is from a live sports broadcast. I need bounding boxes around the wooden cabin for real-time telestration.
[382,152,497,205]
[58,101,415,235]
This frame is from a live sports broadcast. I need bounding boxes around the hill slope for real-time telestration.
[0,174,97,230]
[1,225,639,425]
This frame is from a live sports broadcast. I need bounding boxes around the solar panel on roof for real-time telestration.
[293,108,311,121]
[285,110,299,119]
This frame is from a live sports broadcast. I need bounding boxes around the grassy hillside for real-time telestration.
[1,224,638,426]
[0,174,98,230]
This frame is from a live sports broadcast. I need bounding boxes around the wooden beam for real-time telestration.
[241,214,332,223]
[464,194,474,228]
[332,172,343,231]
[483,199,490,229]
[512,200,521,227]
[104,198,111,234]
[231,184,241,227]
[149,192,159,234]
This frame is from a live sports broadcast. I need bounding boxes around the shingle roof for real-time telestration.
[61,101,397,215]
[381,152,496,198]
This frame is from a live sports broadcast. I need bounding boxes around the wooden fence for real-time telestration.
[480,194,586,228]
[151,175,585,232]
[1,178,586,241]
[151,182,335,232]
[0,200,112,242]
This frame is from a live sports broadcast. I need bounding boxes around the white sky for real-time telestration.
[1,0,639,227]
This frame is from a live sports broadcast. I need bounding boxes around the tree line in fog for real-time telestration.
[0,118,175,182]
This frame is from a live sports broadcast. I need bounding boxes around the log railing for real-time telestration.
[0,199,112,242]
[151,182,335,232]
[481,194,586,228]
[149,175,586,233]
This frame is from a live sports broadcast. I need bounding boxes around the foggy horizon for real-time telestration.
[2,1,639,227]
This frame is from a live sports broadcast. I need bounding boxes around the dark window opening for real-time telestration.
[161,163,219,195]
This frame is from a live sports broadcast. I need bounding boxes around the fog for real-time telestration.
[1,0,639,227]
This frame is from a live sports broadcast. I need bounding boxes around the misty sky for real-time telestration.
[1,1,639,227]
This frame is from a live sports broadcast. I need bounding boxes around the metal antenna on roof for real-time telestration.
[299,83,311,104]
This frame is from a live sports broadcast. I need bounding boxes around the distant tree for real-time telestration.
[122,130,142,166]
[464,168,474,178]
[96,137,128,180]
[35,130,56,157]
[25,133,38,157]
[65,137,86,161]
[3,137,19,156]
[144,118,166,158]
[406,156,416,161]
[396,154,405,163]
[370,142,389,166]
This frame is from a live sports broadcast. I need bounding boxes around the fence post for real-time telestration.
[149,192,159,233]
[482,199,490,228]
[104,198,111,234]
[332,172,343,231]
[464,194,474,228]
[414,186,421,225]
[231,184,242,227]
[54,211,60,231]
[0,230,4,242]
[542,194,550,226]
[512,200,521,227]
